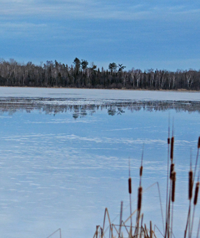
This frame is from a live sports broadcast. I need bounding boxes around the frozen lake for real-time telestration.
[0,87,200,102]
[0,87,199,238]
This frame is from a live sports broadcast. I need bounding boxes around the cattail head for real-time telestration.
[198,137,200,149]
[194,182,199,205]
[189,170,193,200]
[171,172,176,202]
[128,177,132,194]
[168,138,170,145]
[140,166,143,177]
[137,186,143,211]
[170,136,174,160]
[170,163,175,180]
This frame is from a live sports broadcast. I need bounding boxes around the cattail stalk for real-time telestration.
[128,160,132,238]
[196,219,200,238]
[170,137,174,161]
[185,170,194,238]
[165,133,171,238]
[140,214,144,238]
[194,182,199,206]
[184,205,191,238]
[144,224,148,237]
[137,186,143,212]
[95,226,99,238]
[165,179,172,238]
[190,182,200,238]
[119,201,123,238]
[139,147,144,187]
[189,170,193,200]
[194,137,200,181]
[128,177,132,194]
[139,165,143,188]
[165,161,175,238]
[140,166,143,177]
[188,150,193,237]
[189,170,193,237]
[135,150,144,238]
[135,186,143,237]
[171,172,176,202]
[128,178,132,237]
[150,221,153,238]
[171,172,176,238]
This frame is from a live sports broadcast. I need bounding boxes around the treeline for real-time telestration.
[0,58,200,90]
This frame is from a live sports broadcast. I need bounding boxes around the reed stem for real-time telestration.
[196,219,200,238]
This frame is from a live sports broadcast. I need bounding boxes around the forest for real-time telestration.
[0,58,200,90]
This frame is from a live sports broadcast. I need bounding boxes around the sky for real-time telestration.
[0,0,200,71]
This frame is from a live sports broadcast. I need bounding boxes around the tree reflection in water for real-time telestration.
[0,98,199,118]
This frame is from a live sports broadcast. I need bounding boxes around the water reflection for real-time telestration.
[0,98,200,118]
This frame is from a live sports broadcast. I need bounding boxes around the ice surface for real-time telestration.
[0,87,200,102]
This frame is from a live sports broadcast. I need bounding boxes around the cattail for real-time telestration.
[170,137,174,160]
[144,224,148,237]
[140,166,143,177]
[198,137,200,149]
[150,221,153,238]
[168,138,170,144]
[194,182,199,205]
[171,172,176,202]
[96,226,99,238]
[128,177,132,194]
[170,163,175,179]
[137,186,143,211]
[188,170,193,200]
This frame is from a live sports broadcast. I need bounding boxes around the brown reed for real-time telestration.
[189,170,193,200]
[197,219,200,238]
[150,221,152,238]
[171,172,176,202]
[128,177,132,194]
[170,136,174,160]
[194,182,199,206]
[93,136,200,238]
[140,166,143,177]
[189,181,200,238]
[137,186,143,211]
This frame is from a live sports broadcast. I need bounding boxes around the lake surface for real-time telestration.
[0,88,199,238]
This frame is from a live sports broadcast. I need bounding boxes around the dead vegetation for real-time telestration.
[93,132,200,238]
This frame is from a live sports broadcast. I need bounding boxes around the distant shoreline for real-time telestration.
[1,59,200,91]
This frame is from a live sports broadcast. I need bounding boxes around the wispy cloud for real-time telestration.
[0,22,46,28]
[0,0,199,21]
[0,22,47,38]
[1,0,200,70]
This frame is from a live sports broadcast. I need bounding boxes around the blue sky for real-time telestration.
[0,0,200,70]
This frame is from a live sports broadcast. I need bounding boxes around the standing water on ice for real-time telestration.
[0,88,199,238]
